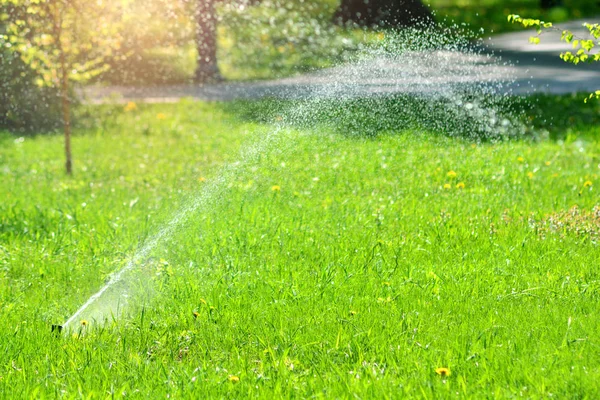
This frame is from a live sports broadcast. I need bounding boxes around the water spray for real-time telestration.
[57,25,528,332]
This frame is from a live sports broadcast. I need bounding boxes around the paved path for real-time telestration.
[85,18,600,103]
[484,19,600,94]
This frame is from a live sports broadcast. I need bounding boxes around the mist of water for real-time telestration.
[62,24,532,331]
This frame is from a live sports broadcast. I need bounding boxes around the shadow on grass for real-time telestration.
[221,93,600,142]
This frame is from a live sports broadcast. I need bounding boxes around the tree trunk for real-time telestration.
[335,0,434,29]
[61,60,72,176]
[52,1,72,175]
[195,0,222,83]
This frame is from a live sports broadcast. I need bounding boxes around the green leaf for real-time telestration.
[581,40,595,52]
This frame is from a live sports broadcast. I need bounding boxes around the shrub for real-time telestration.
[0,33,62,133]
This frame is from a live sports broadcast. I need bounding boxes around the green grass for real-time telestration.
[1,97,600,397]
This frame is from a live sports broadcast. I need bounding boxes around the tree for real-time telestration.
[195,0,222,83]
[3,0,123,174]
[335,0,434,29]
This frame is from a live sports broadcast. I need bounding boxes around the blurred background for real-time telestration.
[1,0,599,131]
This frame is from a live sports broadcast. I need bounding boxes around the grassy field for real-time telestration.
[1,97,600,397]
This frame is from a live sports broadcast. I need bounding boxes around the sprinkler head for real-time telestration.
[51,324,63,333]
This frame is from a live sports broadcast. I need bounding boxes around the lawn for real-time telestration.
[1,97,600,397]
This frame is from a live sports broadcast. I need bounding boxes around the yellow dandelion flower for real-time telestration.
[192,311,200,318]
[377,32,385,41]
[383,282,391,286]
[228,375,240,382]
[435,367,451,377]
[517,156,525,163]
[271,185,281,192]
[447,171,457,179]
[456,182,465,189]
[527,172,534,179]
[545,161,551,166]
[80,320,88,327]
[198,177,206,182]
[156,113,167,120]
[584,180,593,187]
[200,298,207,305]
[124,101,137,112]
[349,310,358,316]
[443,183,452,190]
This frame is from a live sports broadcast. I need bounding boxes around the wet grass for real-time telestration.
[1,97,600,397]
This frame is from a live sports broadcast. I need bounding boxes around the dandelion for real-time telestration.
[124,101,137,112]
[349,310,358,316]
[443,183,451,190]
[456,182,465,189]
[435,367,451,377]
[228,375,240,382]
[527,172,534,179]
[192,311,200,318]
[545,161,551,166]
[377,32,385,41]
[584,180,593,188]
[198,177,206,182]
[447,171,457,179]
[156,113,167,120]
[517,156,525,163]
[80,320,88,327]
[271,185,281,192]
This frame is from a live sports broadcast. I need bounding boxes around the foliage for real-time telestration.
[96,0,362,83]
[220,1,361,80]
[508,14,600,102]
[2,0,124,87]
[1,99,600,396]
[0,15,62,132]
[433,0,599,34]
[98,0,197,85]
